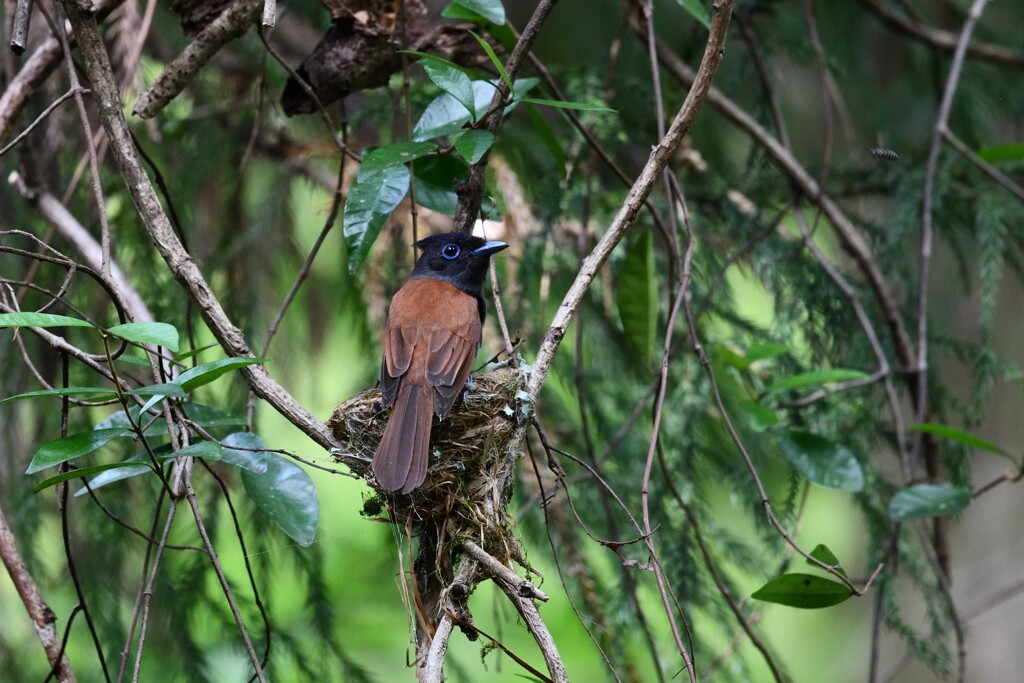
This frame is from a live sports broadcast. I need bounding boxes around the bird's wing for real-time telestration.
[427,315,480,419]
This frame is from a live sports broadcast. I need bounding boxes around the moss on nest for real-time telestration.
[328,366,526,523]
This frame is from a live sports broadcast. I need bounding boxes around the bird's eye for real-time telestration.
[442,243,461,259]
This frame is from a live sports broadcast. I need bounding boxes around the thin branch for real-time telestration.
[452,0,561,232]
[133,0,262,119]
[643,31,917,374]
[913,0,990,470]
[0,502,77,682]
[526,0,734,403]
[0,86,83,158]
[943,128,1024,204]
[856,0,1024,66]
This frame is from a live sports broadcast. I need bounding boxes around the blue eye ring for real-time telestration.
[441,243,461,260]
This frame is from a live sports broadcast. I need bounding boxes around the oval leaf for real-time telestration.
[910,422,1009,458]
[26,427,130,474]
[221,432,270,474]
[752,573,853,609]
[453,129,494,165]
[808,543,847,578]
[617,230,657,364]
[416,55,476,118]
[888,484,971,521]
[451,0,505,24]
[0,312,94,328]
[414,80,497,140]
[241,449,318,546]
[344,162,411,273]
[777,430,865,491]
[106,322,180,351]
[167,441,222,461]
[175,357,265,392]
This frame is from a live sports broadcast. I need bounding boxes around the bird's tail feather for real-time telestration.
[372,383,432,493]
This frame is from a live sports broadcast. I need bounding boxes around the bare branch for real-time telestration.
[133,0,262,119]
[0,502,77,683]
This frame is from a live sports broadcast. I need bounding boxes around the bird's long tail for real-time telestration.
[372,383,432,493]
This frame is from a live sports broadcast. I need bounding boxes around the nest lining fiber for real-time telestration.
[328,366,526,522]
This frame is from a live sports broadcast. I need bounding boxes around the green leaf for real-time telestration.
[517,97,616,113]
[910,422,1009,457]
[414,81,498,140]
[453,129,494,164]
[26,427,130,474]
[752,573,853,609]
[239,438,318,546]
[888,484,971,521]
[617,231,657,364]
[808,544,847,578]
[0,312,94,328]
[715,347,751,371]
[413,54,477,118]
[768,368,869,393]
[745,342,790,364]
[739,400,779,432]
[1,387,118,403]
[169,441,222,460]
[977,143,1024,163]
[675,0,711,29]
[130,382,187,398]
[35,462,150,493]
[450,0,505,24]
[75,452,157,497]
[344,163,411,273]
[175,342,220,361]
[183,403,247,429]
[106,322,180,351]
[777,430,865,491]
[174,357,264,392]
[221,432,270,474]
[468,30,512,95]
[358,142,438,174]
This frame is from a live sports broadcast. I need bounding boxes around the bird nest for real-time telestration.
[328,366,527,524]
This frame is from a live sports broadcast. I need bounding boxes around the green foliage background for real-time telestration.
[2,0,1024,681]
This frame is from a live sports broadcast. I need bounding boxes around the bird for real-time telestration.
[371,231,509,494]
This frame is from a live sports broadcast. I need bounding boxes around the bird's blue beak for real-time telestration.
[472,241,509,257]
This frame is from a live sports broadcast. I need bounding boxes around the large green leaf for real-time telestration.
[344,162,411,273]
[170,441,222,460]
[453,129,494,164]
[911,422,1009,458]
[221,432,270,473]
[175,357,265,392]
[239,437,318,546]
[26,427,130,474]
[752,573,853,609]
[777,429,865,491]
[183,403,247,429]
[617,230,657,365]
[106,322,180,351]
[888,484,971,521]
[0,312,94,328]
[449,0,505,24]
[414,54,477,118]
[413,80,497,140]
